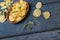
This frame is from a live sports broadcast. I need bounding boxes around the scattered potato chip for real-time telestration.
[0,0,12,9]
[1,6,7,9]
[43,11,50,19]
[0,15,6,23]
[0,10,7,23]
[36,2,42,9]
[0,18,6,23]
[33,9,41,17]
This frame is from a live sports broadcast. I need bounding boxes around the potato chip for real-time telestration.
[0,0,11,9]
[0,15,6,23]
[33,9,41,17]
[43,11,50,19]
[36,2,42,9]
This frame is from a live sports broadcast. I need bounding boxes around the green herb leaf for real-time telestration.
[23,23,28,29]
[12,11,18,13]
[29,27,33,30]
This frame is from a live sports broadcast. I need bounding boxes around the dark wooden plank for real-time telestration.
[1,30,60,40]
[26,0,60,6]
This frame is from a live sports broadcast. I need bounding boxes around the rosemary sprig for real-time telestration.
[23,21,35,30]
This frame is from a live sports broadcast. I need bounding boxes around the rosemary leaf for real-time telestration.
[12,11,18,13]
[23,23,28,29]
[29,27,33,30]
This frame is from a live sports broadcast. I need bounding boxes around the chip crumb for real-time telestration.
[33,9,41,18]
[36,2,42,9]
[43,11,51,19]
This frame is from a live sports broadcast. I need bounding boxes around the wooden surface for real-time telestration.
[0,0,60,40]
[1,30,60,40]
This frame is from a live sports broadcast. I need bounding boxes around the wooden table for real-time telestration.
[0,0,60,40]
